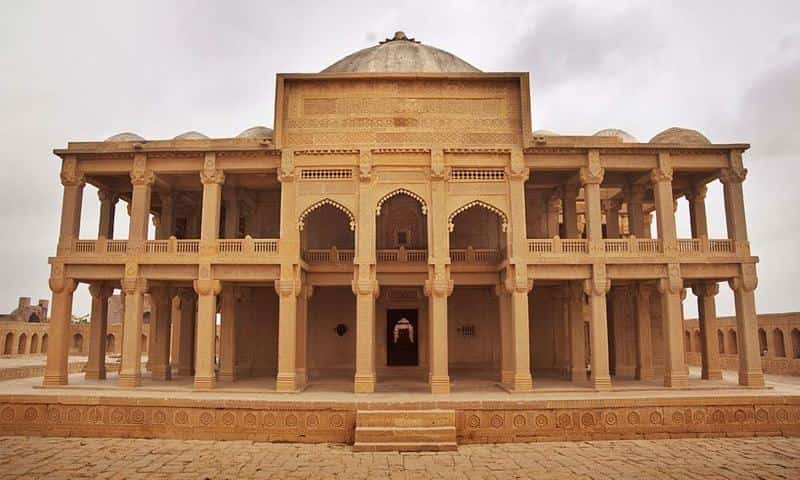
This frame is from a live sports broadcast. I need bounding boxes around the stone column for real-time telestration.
[546,191,561,238]
[651,154,677,253]
[584,265,611,390]
[149,285,172,381]
[97,190,117,239]
[156,191,175,240]
[633,284,655,380]
[730,265,765,387]
[353,150,377,393]
[119,274,148,387]
[506,277,533,391]
[580,152,604,253]
[603,199,622,238]
[218,284,237,382]
[43,272,76,386]
[275,277,299,392]
[687,184,709,238]
[720,157,750,247]
[193,277,220,390]
[627,185,646,238]
[562,183,580,239]
[658,265,688,387]
[296,285,311,388]
[85,282,112,380]
[199,161,225,256]
[177,289,196,376]
[128,161,155,254]
[495,285,513,385]
[693,282,722,380]
[568,281,587,382]
[169,293,181,369]
[611,286,636,378]
[56,157,84,256]
[426,148,452,394]
[223,188,240,239]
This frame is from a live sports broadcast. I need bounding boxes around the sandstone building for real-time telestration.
[42,31,765,395]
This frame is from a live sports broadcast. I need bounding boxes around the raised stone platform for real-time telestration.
[0,369,799,446]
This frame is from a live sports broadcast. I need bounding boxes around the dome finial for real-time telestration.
[380,30,419,44]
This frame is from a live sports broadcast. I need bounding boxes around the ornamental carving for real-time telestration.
[719,167,747,184]
[583,264,610,296]
[579,164,604,185]
[193,279,221,296]
[278,150,295,182]
[430,149,447,180]
[60,157,85,187]
[200,169,225,185]
[658,264,683,295]
[650,166,673,184]
[358,149,372,181]
[130,169,155,186]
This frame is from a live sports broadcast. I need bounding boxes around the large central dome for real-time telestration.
[322,31,481,73]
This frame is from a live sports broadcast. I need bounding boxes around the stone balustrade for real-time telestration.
[70,238,279,258]
[527,237,738,257]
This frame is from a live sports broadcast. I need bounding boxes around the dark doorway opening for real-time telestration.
[387,309,418,366]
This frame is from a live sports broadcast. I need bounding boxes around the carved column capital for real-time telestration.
[60,157,85,187]
[579,166,604,185]
[691,282,719,298]
[278,150,295,182]
[274,278,300,298]
[193,279,221,296]
[657,264,683,295]
[650,166,673,184]
[583,264,610,297]
[424,272,453,298]
[729,263,758,292]
[121,277,148,295]
[200,169,225,185]
[719,167,747,185]
[88,282,113,300]
[687,184,708,202]
[49,277,77,295]
[130,169,155,186]
[352,279,379,298]
[97,189,118,204]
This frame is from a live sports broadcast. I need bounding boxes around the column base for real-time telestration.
[151,365,172,381]
[193,375,217,390]
[501,370,513,385]
[275,372,298,392]
[570,368,587,382]
[84,368,106,381]
[118,373,141,388]
[354,373,376,393]
[430,375,450,394]
[702,369,723,381]
[635,367,656,381]
[663,370,689,388]
[592,374,612,391]
[42,373,68,386]
[738,370,765,387]
[511,373,533,392]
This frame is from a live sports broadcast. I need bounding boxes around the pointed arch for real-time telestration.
[448,200,508,232]
[376,188,427,216]
[298,198,356,231]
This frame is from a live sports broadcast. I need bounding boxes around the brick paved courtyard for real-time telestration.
[0,436,798,479]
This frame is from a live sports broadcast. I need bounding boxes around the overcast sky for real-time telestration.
[1,1,798,318]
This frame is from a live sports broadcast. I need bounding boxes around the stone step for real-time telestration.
[355,426,456,444]
[352,441,458,453]
[356,409,455,428]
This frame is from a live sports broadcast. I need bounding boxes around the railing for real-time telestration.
[376,248,428,263]
[145,240,169,254]
[303,247,355,264]
[708,239,735,254]
[676,238,701,254]
[70,238,279,257]
[528,238,589,255]
[105,240,128,254]
[527,237,741,257]
[74,240,97,254]
[450,247,502,264]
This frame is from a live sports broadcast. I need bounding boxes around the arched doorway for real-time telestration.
[3,332,13,355]
[17,333,27,354]
[72,333,83,353]
[41,334,48,353]
[30,333,39,354]
[300,199,355,263]
[773,329,786,357]
[448,201,507,265]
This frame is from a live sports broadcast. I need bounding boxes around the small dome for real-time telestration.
[322,31,480,73]
[532,129,560,136]
[105,132,144,142]
[237,126,273,139]
[649,127,711,145]
[173,131,208,140]
[594,128,638,143]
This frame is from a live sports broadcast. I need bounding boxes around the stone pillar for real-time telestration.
[693,282,722,380]
[353,149,377,393]
[720,157,750,246]
[580,152,604,253]
[651,154,677,253]
[177,290,196,376]
[128,160,155,253]
[633,284,655,381]
[170,293,181,369]
[563,183,580,239]
[199,160,225,255]
[730,264,765,387]
[603,199,622,238]
[506,277,533,391]
[611,286,636,378]
[568,281,587,382]
[296,285,311,388]
[156,191,175,240]
[119,274,148,387]
[546,191,561,238]
[85,282,112,380]
[426,148,452,394]
[43,272,76,386]
[584,265,611,390]
[353,280,378,393]
[97,190,117,239]
[223,188,240,239]
[495,285,513,385]
[218,285,237,382]
[658,265,688,387]
[627,185,646,238]
[193,277,220,390]
[56,157,84,256]
[687,184,709,238]
[275,276,299,392]
[149,286,172,381]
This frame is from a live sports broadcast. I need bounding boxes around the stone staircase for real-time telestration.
[353,409,457,452]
